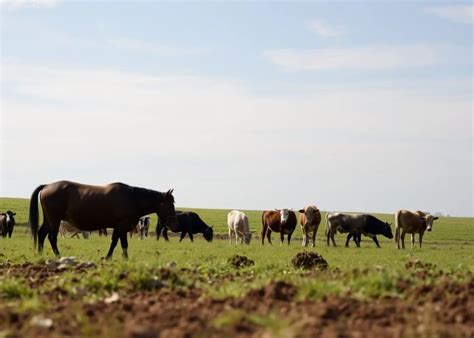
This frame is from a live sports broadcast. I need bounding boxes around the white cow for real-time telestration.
[227,210,252,244]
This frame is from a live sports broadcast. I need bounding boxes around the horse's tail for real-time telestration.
[29,184,46,250]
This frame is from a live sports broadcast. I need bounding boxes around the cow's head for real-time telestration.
[421,215,438,232]
[382,222,394,239]
[244,232,252,244]
[203,226,214,242]
[276,209,290,225]
[298,206,320,225]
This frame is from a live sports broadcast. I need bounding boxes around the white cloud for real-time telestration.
[307,20,344,37]
[107,38,207,56]
[1,63,472,215]
[0,0,58,10]
[426,5,474,24]
[264,44,439,71]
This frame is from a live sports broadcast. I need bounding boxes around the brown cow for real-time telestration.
[261,209,297,245]
[298,206,321,247]
[395,210,438,249]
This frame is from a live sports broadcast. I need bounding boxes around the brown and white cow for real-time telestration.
[395,210,438,249]
[227,210,252,244]
[298,206,321,247]
[261,209,297,245]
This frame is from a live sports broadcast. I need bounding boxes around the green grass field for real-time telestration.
[0,197,473,336]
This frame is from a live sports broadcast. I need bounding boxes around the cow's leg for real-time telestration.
[419,232,424,248]
[120,233,129,259]
[355,234,361,247]
[8,229,12,238]
[345,234,352,247]
[329,228,337,247]
[179,231,186,242]
[401,230,406,249]
[371,235,380,248]
[228,228,233,245]
[287,231,293,245]
[280,232,284,245]
[189,232,194,242]
[38,224,49,254]
[261,225,268,245]
[411,234,415,249]
[311,230,317,248]
[105,229,120,260]
[266,229,273,245]
[395,226,400,249]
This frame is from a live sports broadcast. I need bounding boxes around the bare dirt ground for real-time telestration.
[1,273,472,338]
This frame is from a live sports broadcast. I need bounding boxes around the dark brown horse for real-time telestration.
[29,180,178,259]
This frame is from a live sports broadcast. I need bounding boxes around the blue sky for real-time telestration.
[1,1,473,216]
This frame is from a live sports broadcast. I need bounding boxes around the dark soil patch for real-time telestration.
[291,251,328,270]
[228,255,254,269]
[0,261,96,288]
[0,278,473,338]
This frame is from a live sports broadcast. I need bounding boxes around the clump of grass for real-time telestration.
[0,278,33,299]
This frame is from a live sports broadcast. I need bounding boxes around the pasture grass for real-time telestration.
[0,197,473,310]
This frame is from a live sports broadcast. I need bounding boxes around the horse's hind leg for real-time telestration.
[105,229,120,260]
[38,225,49,254]
[48,232,60,256]
[119,233,128,259]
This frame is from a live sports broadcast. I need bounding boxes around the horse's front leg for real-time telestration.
[105,229,120,260]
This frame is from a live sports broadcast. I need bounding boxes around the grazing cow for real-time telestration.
[137,216,150,240]
[0,211,16,238]
[261,209,297,245]
[59,221,90,239]
[227,210,252,244]
[298,206,321,247]
[98,229,108,237]
[326,213,393,247]
[395,210,438,249]
[157,211,213,242]
[29,180,177,259]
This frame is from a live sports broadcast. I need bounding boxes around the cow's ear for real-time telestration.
[298,209,305,213]
[13,213,16,216]
[433,217,439,220]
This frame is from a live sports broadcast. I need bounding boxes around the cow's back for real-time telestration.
[228,210,248,232]
[262,211,280,231]
[396,209,425,233]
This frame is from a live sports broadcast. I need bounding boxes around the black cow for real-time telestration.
[326,213,393,247]
[0,211,16,238]
[157,211,213,242]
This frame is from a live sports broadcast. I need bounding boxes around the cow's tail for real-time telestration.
[394,210,401,245]
[29,184,46,250]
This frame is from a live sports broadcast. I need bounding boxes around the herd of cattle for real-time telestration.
[1,206,438,250]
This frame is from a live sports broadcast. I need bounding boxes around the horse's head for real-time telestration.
[157,189,178,231]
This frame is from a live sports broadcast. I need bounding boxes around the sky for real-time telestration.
[0,1,473,216]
